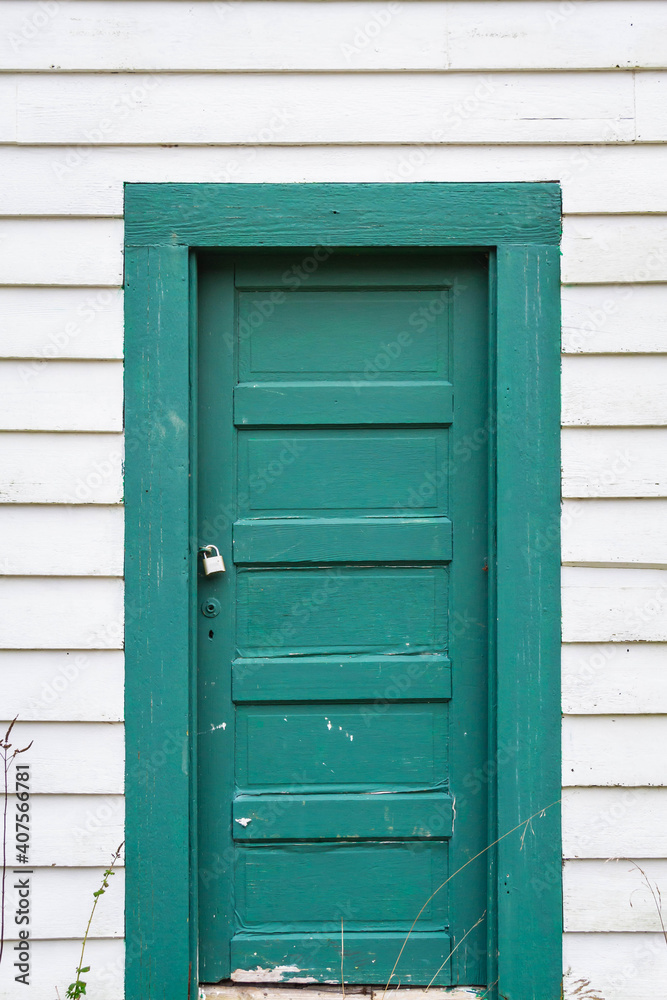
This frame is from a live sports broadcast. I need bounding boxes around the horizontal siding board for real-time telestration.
[0,1,662,74]
[563,933,667,1000]
[5,794,125,866]
[0,721,124,792]
[0,504,124,576]
[2,1,666,72]
[563,715,667,786]
[561,284,667,354]
[0,432,123,503]
[562,566,667,642]
[563,787,667,858]
[0,649,124,721]
[2,866,124,939]
[0,939,123,1000]
[562,643,667,715]
[0,360,123,431]
[562,356,667,427]
[561,427,667,498]
[0,577,124,649]
[562,215,667,284]
[564,859,667,933]
[0,219,123,286]
[3,145,667,217]
[562,499,667,568]
[0,286,123,360]
[9,213,667,288]
[12,72,636,144]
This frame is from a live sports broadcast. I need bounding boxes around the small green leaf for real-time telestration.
[80,967,90,974]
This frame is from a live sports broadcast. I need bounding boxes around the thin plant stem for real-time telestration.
[425,911,486,990]
[68,842,124,999]
[381,799,561,1000]
[628,860,667,946]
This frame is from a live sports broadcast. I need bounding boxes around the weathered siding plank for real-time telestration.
[562,356,667,427]
[0,577,124,649]
[0,505,124,575]
[563,715,667,786]
[1,649,125,721]
[11,72,636,144]
[0,286,123,360]
[562,215,667,284]
[0,360,123,431]
[2,866,124,939]
[0,939,123,1000]
[0,721,124,792]
[563,499,667,567]
[564,859,667,932]
[0,219,123,286]
[563,787,667,858]
[3,2,666,72]
[563,933,667,1000]
[562,428,667,498]
[562,643,667,715]
[562,567,667,642]
[3,145,667,217]
[6,794,125,866]
[0,432,123,504]
[561,284,667,354]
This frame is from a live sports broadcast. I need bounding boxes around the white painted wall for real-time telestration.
[1,2,666,998]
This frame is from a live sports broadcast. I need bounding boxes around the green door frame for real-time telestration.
[124,183,562,1000]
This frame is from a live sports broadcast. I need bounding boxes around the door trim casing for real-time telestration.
[124,183,562,1000]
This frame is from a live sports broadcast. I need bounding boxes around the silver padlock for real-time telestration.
[200,544,226,575]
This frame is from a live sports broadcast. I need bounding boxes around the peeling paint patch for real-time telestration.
[234,816,252,827]
[231,965,302,983]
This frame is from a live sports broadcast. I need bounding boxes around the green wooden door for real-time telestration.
[197,251,489,987]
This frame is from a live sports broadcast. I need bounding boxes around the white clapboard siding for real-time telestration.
[9,72,636,145]
[6,794,125,866]
[4,145,667,217]
[3,1,667,73]
[0,650,124,722]
[564,933,667,1000]
[0,219,123,286]
[563,715,667,786]
[562,643,667,716]
[561,428,667,498]
[0,361,123,431]
[2,867,124,940]
[562,566,667,643]
[562,215,667,284]
[561,284,667,354]
[0,939,124,1000]
[564,859,667,933]
[0,432,123,504]
[562,356,667,427]
[636,71,667,141]
[563,787,667,859]
[1,721,124,792]
[562,499,667,568]
[0,505,124,576]
[0,577,124,649]
[0,286,123,360]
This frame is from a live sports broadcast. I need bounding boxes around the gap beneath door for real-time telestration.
[200,988,485,1000]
